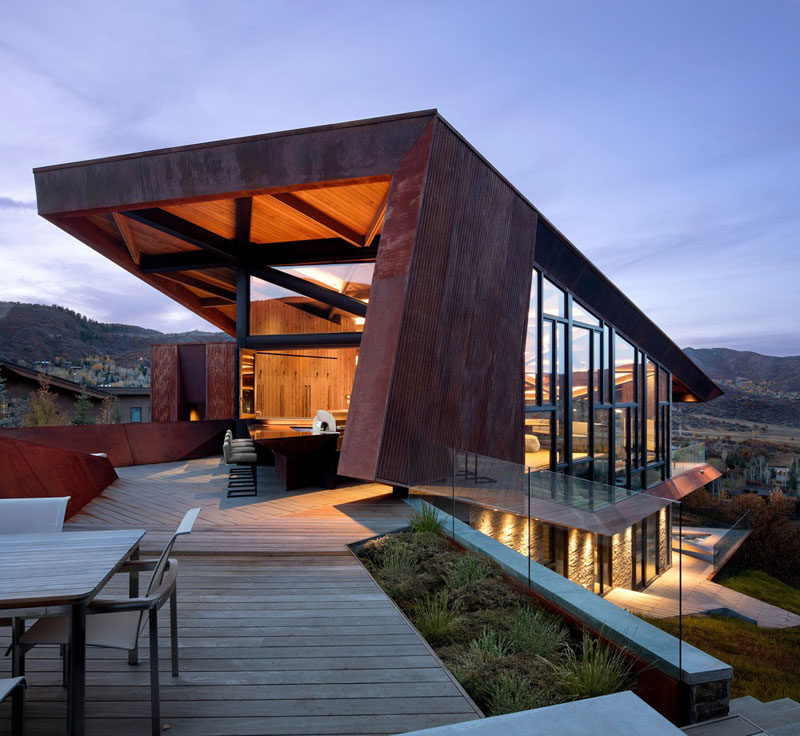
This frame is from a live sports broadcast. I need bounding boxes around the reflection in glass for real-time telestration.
[604,324,612,401]
[524,272,538,406]
[646,466,662,488]
[525,412,552,470]
[250,275,365,335]
[592,330,601,404]
[645,513,658,582]
[542,277,565,317]
[614,409,628,486]
[573,300,601,326]
[614,334,636,403]
[647,359,657,463]
[556,323,567,464]
[572,327,590,460]
[593,408,610,485]
[542,321,553,405]
[659,368,670,403]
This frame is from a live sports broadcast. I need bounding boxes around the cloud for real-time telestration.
[0,197,34,210]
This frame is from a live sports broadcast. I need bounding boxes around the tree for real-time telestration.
[71,386,94,425]
[745,456,770,486]
[23,373,67,427]
[788,458,800,494]
[99,395,121,425]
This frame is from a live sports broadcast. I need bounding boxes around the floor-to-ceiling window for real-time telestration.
[523,268,674,593]
[523,268,672,489]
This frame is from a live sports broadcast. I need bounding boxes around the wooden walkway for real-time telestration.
[0,457,480,735]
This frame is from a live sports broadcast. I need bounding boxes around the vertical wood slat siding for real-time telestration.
[253,349,356,418]
[374,121,538,484]
[206,342,236,419]
[338,121,437,482]
[150,344,179,423]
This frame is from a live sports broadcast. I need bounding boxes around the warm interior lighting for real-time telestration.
[188,408,201,422]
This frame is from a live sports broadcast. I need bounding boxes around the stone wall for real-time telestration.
[659,507,671,573]
[568,528,595,590]
[612,527,633,590]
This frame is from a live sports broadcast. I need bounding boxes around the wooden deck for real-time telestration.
[0,457,480,735]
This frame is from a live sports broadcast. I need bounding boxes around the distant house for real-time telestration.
[0,362,151,424]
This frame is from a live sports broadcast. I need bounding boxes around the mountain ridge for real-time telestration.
[0,301,232,368]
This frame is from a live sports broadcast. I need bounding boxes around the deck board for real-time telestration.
[0,457,480,735]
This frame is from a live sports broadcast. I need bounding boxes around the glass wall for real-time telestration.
[524,268,672,490]
[249,263,373,336]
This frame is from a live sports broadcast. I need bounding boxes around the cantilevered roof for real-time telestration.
[32,110,721,405]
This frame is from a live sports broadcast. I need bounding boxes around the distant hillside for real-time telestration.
[677,347,800,437]
[0,302,232,368]
[685,347,800,394]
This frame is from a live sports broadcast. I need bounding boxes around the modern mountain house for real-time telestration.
[32,110,723,595]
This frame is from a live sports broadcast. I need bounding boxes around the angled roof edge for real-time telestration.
[430,113,722,403]
[33,109,439,173]
[31,109,721,401]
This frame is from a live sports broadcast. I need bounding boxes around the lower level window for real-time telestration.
[130,407,142,423]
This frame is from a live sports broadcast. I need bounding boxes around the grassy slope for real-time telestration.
[646,615,800,701]
[719,570,800,617]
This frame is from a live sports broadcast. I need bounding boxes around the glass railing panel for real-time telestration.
[671,442,706,476]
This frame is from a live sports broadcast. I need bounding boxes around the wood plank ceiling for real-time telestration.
[88,178,391,328]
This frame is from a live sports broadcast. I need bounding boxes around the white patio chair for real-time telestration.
[0,497,71,677]
[15,508,201,736]
[0,497,70,533]
[0,677,25,736]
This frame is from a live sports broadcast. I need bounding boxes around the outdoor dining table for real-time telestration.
[0,528,145,736]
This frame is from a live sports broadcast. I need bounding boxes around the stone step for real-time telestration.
[681,714,766,735]
[728,695,800,733]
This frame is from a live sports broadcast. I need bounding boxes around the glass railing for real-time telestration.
[405,440,687,680]
[713,512,751,571]
[671,442,706,476]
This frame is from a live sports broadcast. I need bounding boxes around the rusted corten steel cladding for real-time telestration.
[32,110,722,488]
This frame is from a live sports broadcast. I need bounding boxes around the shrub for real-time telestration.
[552,633,634,700]
[413,590,461,645]
[469,628,511,658]
[447,554,490,589]
[509,607,569,659]
[383,543,417,574]
[409,503,445,535]
[487,674,546,715]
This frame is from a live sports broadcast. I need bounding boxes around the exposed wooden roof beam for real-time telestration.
[111,212,140,264]
[158,272,236,302]
[139,236,380,273]
[122,208,238,261]
[248,236,379,266]
[140,251,229,273]
[200,297,232,308]
[363,190,389,248]
[271,192,365,247]
[235,197,252,250]
[250,265,367,318]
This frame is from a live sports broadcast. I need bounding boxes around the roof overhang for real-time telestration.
[32,109,722,403]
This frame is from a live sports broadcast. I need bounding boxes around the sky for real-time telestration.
[1,1,799,354]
